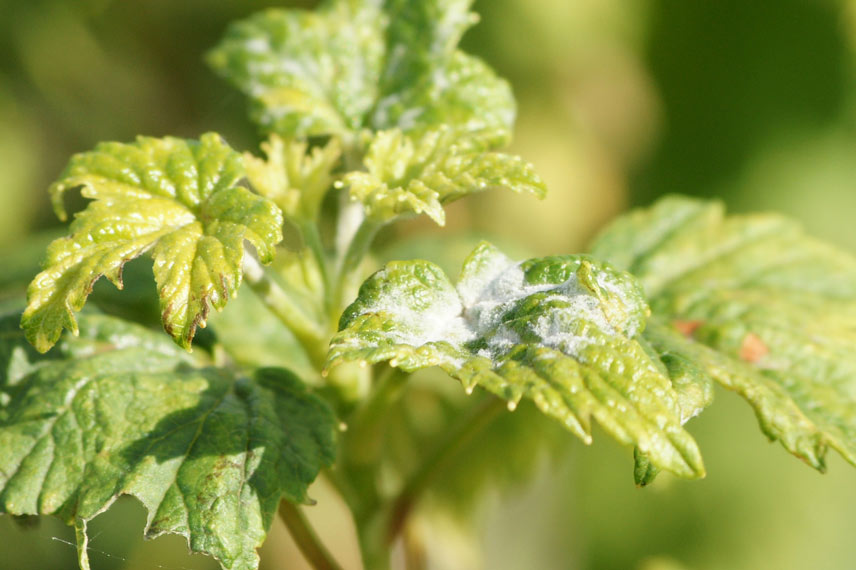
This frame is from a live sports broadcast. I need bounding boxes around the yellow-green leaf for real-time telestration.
[591,196,856,472]
[22,133,283,352]
[207,0,515,145]
[243,134,341,221]
[207,2,385,138]
[342,128,546,225]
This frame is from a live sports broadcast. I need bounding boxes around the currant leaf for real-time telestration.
[208,0,515,145]
[206,2,385,138]
[342,128,546,225]
[0,313,336,570]
[243,134,341,221]
[21,133,283,353]
[592,196,856,472]
[328,242,705,478]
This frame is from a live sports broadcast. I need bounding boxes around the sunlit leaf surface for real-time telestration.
[329,242,704,478]
[22,133,283,352]
[592,196,856,472]
[343,128,545,225]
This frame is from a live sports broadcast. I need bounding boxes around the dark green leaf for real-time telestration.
[0,313,335,570]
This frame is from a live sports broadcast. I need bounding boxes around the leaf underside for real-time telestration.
[21,133,283,353]
[591,196,856,474]
[328,241,705,479]
[0,313,335,570]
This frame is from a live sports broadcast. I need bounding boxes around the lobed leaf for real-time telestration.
[342,127,546,225]
[0,313,336,570]
[206,2,385,138]
[22,133,283,353]
[243,134,341,221]
[591,196,856,472]
[328,242,705,478]
[371,50,515,149]
[208,0,515,145]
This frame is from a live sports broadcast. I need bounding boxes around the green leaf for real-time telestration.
[0,313,336,570]
[208,1,515,145]
[371,50,515,148]
[591,196,856,472]
[21,133,283,353]
[328,242,705,478]
[207,2,385,138]
[381,0,475,74]
[244,135,341,221]
[342,128,546,225]
[370,0,514,145]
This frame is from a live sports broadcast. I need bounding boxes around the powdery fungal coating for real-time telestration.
[328,241,704,479]
[336,241,649,362]
[457,243,648,360]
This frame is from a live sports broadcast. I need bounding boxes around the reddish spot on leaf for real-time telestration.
[739,333,768,363]
[673,319,703,337]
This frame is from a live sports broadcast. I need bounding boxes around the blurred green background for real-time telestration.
[2,0,856,568]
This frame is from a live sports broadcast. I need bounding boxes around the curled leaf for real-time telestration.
[244,134,341,221]
[328,242,705,478]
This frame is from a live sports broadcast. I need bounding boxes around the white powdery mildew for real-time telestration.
[361,280,475,349]
[460,257,621,361]
[351,251,638,368]
[456,247,513,308]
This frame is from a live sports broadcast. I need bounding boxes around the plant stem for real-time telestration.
[242,255,327,367]
[338,367,409,515]
[386,395,506,543]
[278,500,343,570]
[297,219,331,301]
[332,219,381,315]
[74,519,91,570]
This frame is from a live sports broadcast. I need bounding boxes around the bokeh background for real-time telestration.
[2,0,856,568]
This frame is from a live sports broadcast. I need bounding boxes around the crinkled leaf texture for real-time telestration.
[591,196,856,474]
[328,242,705,478]
[243,135,341,221]
[0,312,335,570]
[207,0,514,145]
[21,133,283,353]
[343,127,546,225]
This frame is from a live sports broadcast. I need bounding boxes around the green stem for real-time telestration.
[386,396,505,543]
[339,367,409,514]
[332,219,382,315]
[297,219,331,301]
[242,255,327,368]
[278,500,343,570]
[74,519,91,570]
